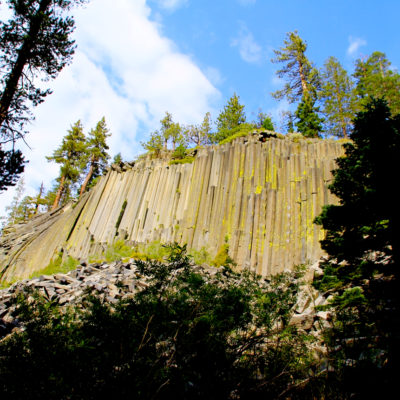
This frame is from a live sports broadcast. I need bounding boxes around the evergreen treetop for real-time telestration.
[295,96,323,138]
[46,120,87,209]
[319,56,356,138]
[271,31,320,103]
[353,51,400,115]
[213,93,247,143]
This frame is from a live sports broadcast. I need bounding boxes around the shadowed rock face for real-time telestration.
[0,135,344,282]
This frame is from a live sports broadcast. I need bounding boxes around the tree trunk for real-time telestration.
[52,175,65,211]
[80,161,94,198]
[297,57,309,98]
[0,0,52,130]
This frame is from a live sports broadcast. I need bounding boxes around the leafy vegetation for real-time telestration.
[30,254,80,279]
[0,244,323,399]
[314,98,400,398]
[0,0,86,191]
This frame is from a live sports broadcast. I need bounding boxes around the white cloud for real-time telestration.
[0,0,219,216]
[231,23,262,63]
[347,36,367,56]
[155,0,188,10]
[204,66,225,87]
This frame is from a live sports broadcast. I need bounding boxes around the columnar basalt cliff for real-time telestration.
[0,135,344,282]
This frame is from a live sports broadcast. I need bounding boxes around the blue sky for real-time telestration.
[152,0,400,123]
[1,0,399,215]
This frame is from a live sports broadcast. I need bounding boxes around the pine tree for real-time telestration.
[47,120,87,210]
[213,93,246,143]
[33,182,46,215]
[319,57,356,138]
[295,96,323,138]
[79,117,111,197]
[353,51,400,115]
[255,110,274,131]
[112,153,122,165]
[160,112,173,150]
[185,112,213,147]
[280,110,295,133]
[0,146,25,191]
[271,31,319,103]
[141,130,163,156]
[0,0,86,189]
[167,122,184,151]
[314,99,400,397]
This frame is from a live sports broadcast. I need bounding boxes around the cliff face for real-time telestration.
[0,135,344,282]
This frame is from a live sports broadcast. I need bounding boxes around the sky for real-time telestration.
[1,0,399,217]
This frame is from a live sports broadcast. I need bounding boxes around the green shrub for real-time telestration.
[188,246,212,265]
[211,243,234,267]
[169,156,195,165]
[287,132,304,143]
[0,245,319,399]
[218,124,254,145]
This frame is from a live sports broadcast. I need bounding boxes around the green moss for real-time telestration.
[0,277,20,290]
[219,127,253,145]
[211,244,234,267]
[188,246,212,265]
[89,240,172,264]
[30,254,80,279]
[169,157,195,165]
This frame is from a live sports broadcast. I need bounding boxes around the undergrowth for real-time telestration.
[0,244,326,399]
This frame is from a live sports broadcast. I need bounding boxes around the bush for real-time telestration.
[0,244,320,399]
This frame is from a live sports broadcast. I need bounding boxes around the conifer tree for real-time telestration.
[213,93,246,143]
[112,153,122,165]
[353,52,400,115]
[280,110,295,133]
[185,112,213,146]
[314,99,400,397]
[0,146,25,191]
[255,110,274,131]
[160,111,173,150]
[141,130,163,155]
[271,31,319,103]
[0,0,86,189]
[47,120,87,210]
[295,96,323,138]
[33,182,46,215]
[319,57,356,138]
[167,122,184,151]
[79,117,111,197]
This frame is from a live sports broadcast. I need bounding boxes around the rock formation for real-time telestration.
[0,134,344,282]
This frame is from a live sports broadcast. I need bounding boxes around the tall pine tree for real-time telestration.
[271,31,319,103]
[47,120,87,210]
[319,57,356,138]
[314,99,400,397]
[353,51,400,115]
[0,0,86,189]
[79,117,111,197]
